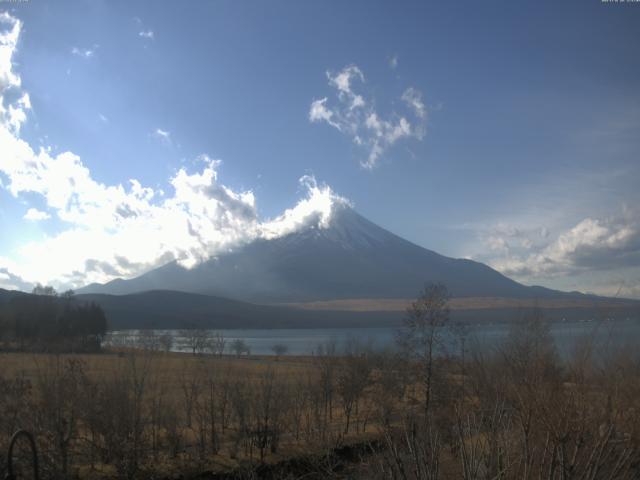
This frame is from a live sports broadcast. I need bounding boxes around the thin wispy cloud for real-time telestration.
[134,17,154,41]
[71,45,97,59]
[389,55,398,69]
[153,128,171,145]
[309,64,427,169]
[402,87,427,120]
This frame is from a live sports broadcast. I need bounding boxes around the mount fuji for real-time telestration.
[78,207,578,303]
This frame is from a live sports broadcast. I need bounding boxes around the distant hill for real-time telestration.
[78,207,591,303]
[75,290,397,330]
[3,288,638,331]
[0,288,28,304]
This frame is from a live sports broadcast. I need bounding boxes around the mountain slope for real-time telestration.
[0,288,29,304]
[78,207,586,303]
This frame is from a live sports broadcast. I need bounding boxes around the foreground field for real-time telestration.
[2,316,640,479]
[0,348,392,479]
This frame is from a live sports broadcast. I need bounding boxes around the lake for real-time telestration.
[109,318,640,358]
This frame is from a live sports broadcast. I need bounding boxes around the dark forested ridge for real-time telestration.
[0,288,107,351]
[4,286,639,332]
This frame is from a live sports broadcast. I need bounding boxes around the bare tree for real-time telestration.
[313,339,337,429]
[251,368,287,460]
[32,284,58,296]
[158,332,174,352]
[231,338,250,358]
[209,332,226,356]
[179,360,201,428]
[371,350,409,428]
[271,343,288,360]
[397,282,450,420]
[180,329,211,355]
[336,339,373,434]
[137,329,160,351]
[34,356,86,477]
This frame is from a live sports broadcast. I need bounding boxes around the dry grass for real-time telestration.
[0,349,388,478]
[280,296,639,312]
[1,350,316,388]
[2,331,639,480]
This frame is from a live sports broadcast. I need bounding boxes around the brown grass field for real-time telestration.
[0,349,313,383]
[281,296,640,312]
[0,348,387,479]
[2,318,640,480]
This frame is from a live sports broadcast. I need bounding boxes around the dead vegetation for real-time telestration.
[1,286,639,479]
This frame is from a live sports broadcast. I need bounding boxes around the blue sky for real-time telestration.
[1,1,639,298]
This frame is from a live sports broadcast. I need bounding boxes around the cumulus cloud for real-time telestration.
[0,264,32,291]
[487,209,640,279]
[0,13,29,135]
[389,55,398,70]
[0,12,350,291]
[0,13,21,89]
[24,208,50,221]
[261,175,351,239]
[309,64,427,169]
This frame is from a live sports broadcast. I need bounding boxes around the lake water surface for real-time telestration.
[111,318,640,358]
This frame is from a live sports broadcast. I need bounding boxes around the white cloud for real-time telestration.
[402,87,427,120]
[0,13,21,90]
[309,64,427,169]
[475,223,549,264]
[71,46,97,59]
[24,208,50,221]
[261,175,350,239]
[0,13,350,290]
[389,55,398,69]
[486,209,640,279]
[0,13,29,135]
[363,113,413,168]
[0,262,32,291]
[309,97,340,130]
[153,128,171,145]
[328,65,364,95]
[134,17,154,40]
